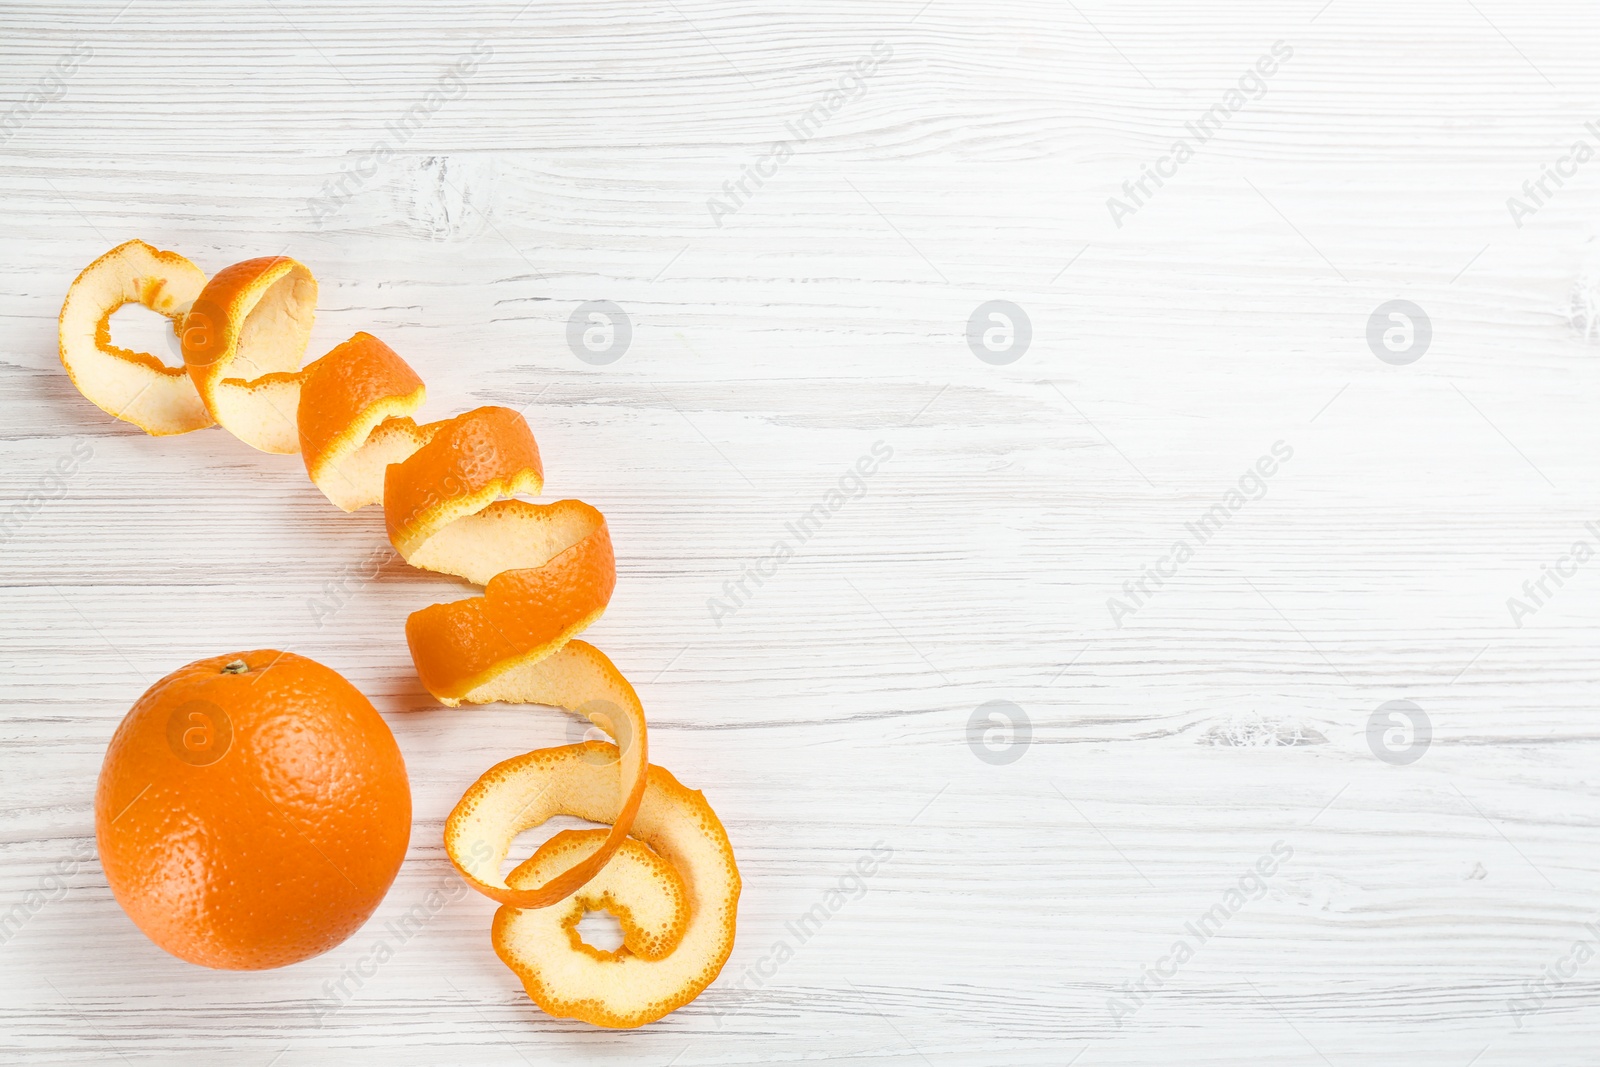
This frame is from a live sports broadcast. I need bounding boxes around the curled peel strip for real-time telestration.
[182,254,318,454]
[298,331,435,511]
[58,239,213,435]
[377,402,651,909]
[484,748,740,1028]
[58,241,739,1027]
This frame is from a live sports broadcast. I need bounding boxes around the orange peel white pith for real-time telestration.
[486,749,740,1028]
[57,240,739,1028]
[58,239,212,435]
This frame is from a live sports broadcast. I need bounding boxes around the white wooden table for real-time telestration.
[4,1,1600,1062]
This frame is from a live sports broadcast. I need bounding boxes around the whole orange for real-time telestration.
[94,650,411,969]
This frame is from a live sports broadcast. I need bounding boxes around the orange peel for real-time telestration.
[297,332,434,511]
[486,748,740,1029]
[383,404,545,569]
[439,639,647,910]
[394,408,647,911]
[55,241,738,1028]
[509,828,689,964]
[182,254,318,454]
[58,239,213,435]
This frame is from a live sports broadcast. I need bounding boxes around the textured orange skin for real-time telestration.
[181,255,312,386]
[384,405,544,553]
[297,331,425,471]
[94,650,411,970]
[406,503,616,700]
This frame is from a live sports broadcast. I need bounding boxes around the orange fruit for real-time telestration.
[94,650,411,970]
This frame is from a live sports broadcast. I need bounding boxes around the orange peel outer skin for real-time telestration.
[297,332,432,511]
[384,405,545,559]
[298,331,425,479]
[58,238,213,435]
[403,504,616,701]
[182,254,318,454]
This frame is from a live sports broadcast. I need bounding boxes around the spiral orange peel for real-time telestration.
[56,241,739,1028]
[58,239,213,435]
[487,748,740,1028]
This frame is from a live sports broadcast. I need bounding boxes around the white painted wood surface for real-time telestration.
[4,0,1600,1062]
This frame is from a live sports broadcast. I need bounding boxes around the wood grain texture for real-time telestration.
[4,0,1600,1063]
